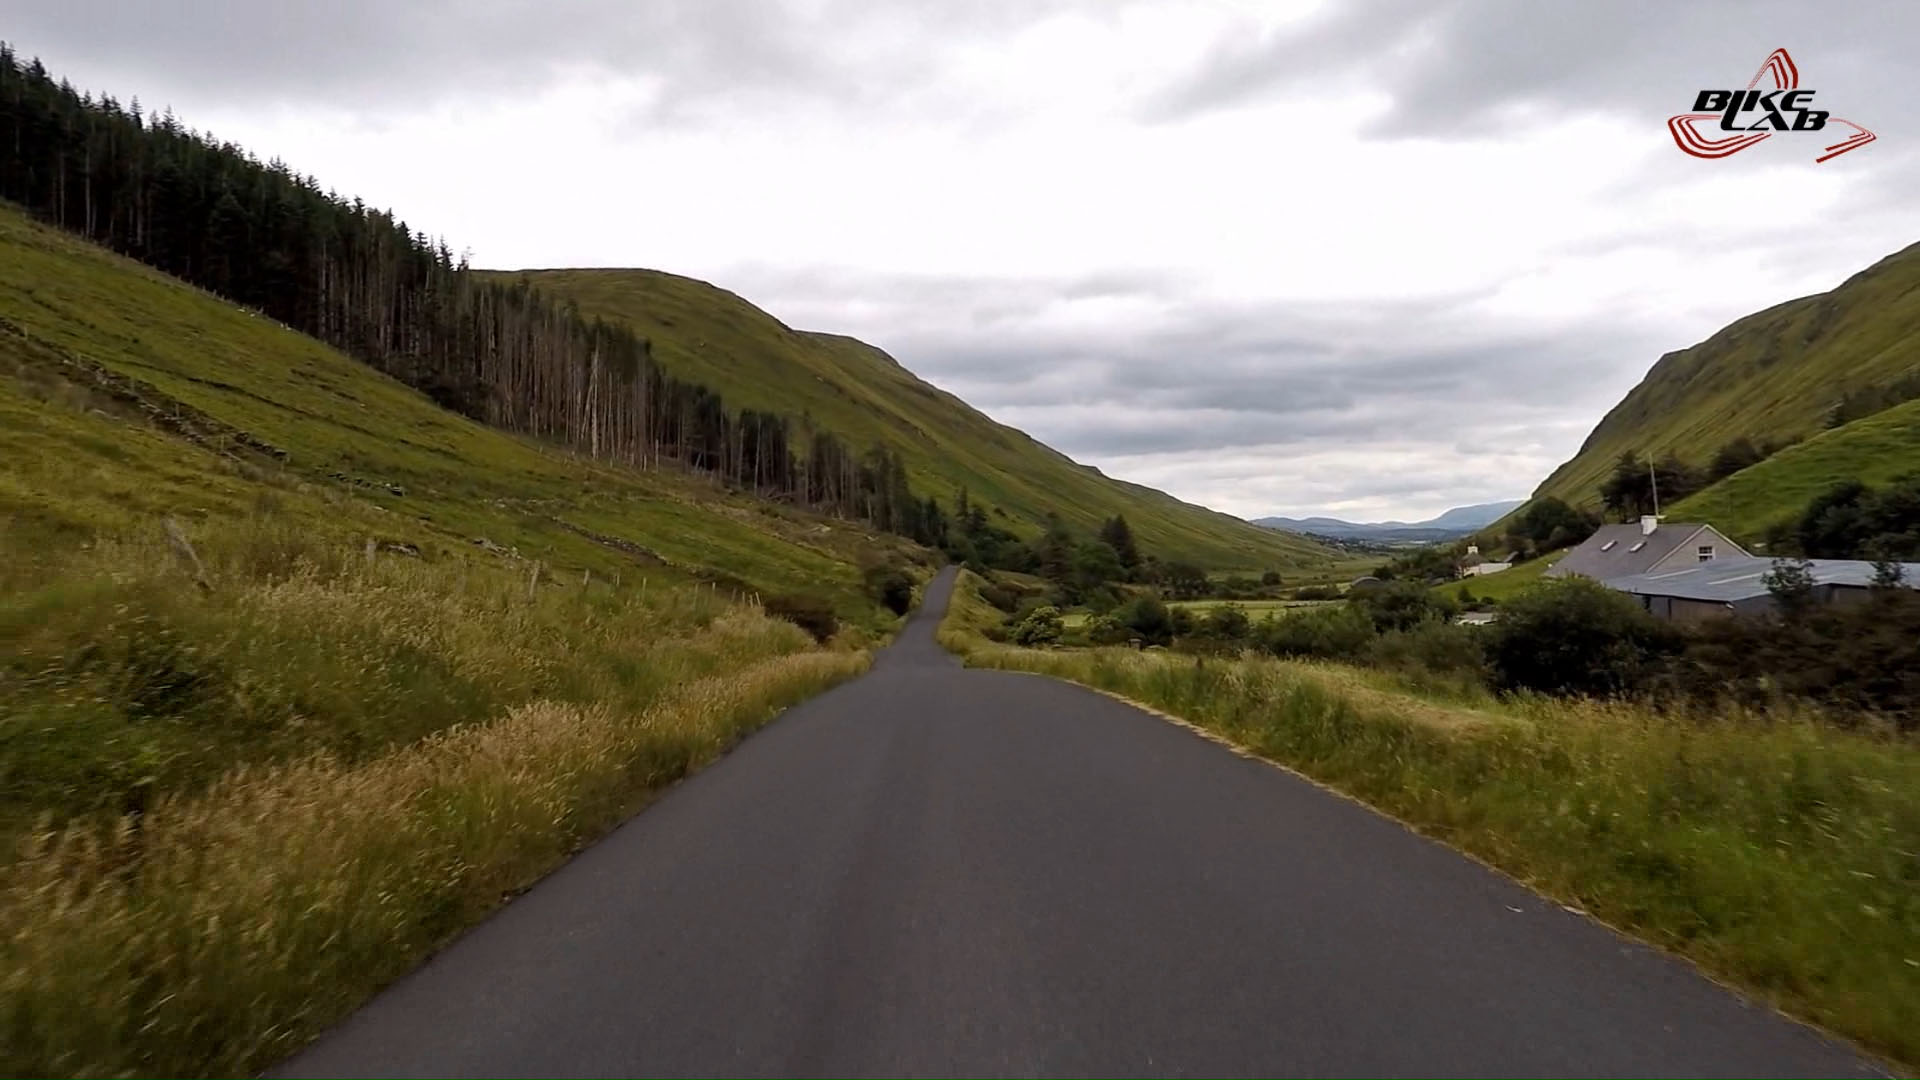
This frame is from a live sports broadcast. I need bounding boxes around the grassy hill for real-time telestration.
[0,204,927,623]
[1530,241,1920,510]
[1666,395,1920,543]
[491,268,1339,573]
[0,198,919,1073]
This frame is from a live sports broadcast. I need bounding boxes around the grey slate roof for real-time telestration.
[1602,557,1920,603]
[1547,523,1737,581]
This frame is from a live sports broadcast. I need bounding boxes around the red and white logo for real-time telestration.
[1668,48,1874,163]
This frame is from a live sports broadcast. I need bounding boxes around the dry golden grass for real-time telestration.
[0,647,865,1077]
[1,518,873,1076]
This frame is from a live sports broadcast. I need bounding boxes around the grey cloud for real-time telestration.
[1143,0,1920,140]
[731,265,1662,499]
[5,0,1092,118]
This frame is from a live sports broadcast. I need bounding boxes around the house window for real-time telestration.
[1697,545,1715,562]
[1600,540,1617,551]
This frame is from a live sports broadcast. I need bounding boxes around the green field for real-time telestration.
[1432,551,1565,604]
[1529,241,1920,511]
[493,268,1341,573]
[1667,396,1920,543]
[1167,599,1329,617]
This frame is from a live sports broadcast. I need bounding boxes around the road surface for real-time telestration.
[278,567,1881,1078]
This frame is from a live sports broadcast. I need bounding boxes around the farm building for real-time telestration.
[1458,545,1512,577]
[1600,557,1920,623]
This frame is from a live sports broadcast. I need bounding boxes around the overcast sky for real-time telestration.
[11,1,1919,522]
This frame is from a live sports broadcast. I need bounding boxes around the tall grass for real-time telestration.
[0,522,870,1076]
[941,571,1920,1070]
[2,516,818,825]
[1,649,863,1077]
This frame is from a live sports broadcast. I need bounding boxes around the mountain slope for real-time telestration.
[1666,395,1920,542]
[1531,241,1920,510]
[492,268,1339,572]
[1255,500,1522,542]
[0,201,923,621]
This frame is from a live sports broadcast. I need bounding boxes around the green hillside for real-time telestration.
[493,268,1339,573]
[1531,241,1920,510]
[1667,395,1920,542]
[0,202,923,621]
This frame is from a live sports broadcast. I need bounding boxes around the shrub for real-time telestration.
[1485,578,1681,697]
[1676,589,1920,728]
[1114,595,1176,647]
[1252,604,1376,660]
[1085,613,1136,646]
[1365,619,1488,688]
[1009,605,1064,646]
[864,565,916,616]
[763,593,839,643]
[1201,603,1251,641]
[976,580,1019,614]
[1348,580,1457,633]
[1292,585,1340,601]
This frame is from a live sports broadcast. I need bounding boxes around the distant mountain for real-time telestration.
[1255,500,1524,543]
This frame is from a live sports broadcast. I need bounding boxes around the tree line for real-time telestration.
[0,45,948,546]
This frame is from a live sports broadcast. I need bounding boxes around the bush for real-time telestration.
[865,565,916,616]
[1085,613,1135,646]
[1676,589,1920,728]
[1009,605,1064,646]
[1201,603,1251,641]
[1348,580,1456,633]
[976,580,1019,614]
[1252,604,1376,661]
[763,593,840,643]
[1365,619,1488,688]
[1113,595,1176,647]
[1292,585,1340,601]
[1485,578,1681,697]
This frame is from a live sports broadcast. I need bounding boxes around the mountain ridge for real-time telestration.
[496,267,1342,572]
[1253,499,1523,542]
[1528,240,1920,513]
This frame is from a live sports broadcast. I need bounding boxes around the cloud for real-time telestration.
[1144,1,1920,139]
[4,0,1096,119]
[9,0,1918,522]
[725,264,1670,517]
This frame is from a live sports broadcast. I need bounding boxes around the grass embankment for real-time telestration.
[0,202,922,625]
[940,571,1920,1070]
[0,522,870,1078]
[1669,396,1920,544]
[0,200,890,1075]
[1433,550,1565,605]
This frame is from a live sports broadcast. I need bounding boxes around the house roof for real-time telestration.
[1602,557,1920,604]
[1547,523,1741,582]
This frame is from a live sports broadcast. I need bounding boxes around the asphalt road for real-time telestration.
[277,566,1881,1078]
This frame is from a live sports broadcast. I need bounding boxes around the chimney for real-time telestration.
[1640,514,1660,536]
